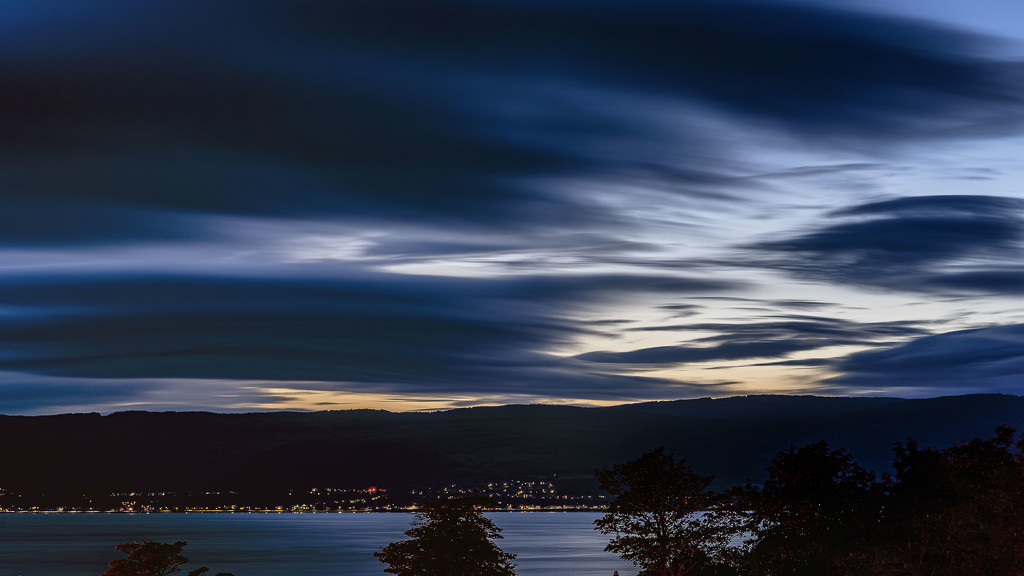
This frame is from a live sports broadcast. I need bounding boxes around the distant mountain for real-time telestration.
[2,394,1022,494]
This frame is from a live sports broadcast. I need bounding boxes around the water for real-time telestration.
[0,512,637,576]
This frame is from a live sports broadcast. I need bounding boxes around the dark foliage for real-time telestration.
[595,448,741,576]
[600,424,1024,576]
[877,425,1024,575]
[726,426,1024,575]
[733,442,882,576]
[375,495,517,576]
[101,540,233,576]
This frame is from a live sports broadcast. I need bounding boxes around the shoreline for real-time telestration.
[0,507,604,514]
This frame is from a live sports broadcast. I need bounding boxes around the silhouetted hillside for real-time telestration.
[2,394,1022,495]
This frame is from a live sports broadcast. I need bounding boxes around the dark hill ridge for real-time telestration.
[1,394,1022,494]
[611,394,905,418]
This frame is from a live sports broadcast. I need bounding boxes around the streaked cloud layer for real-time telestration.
[2,0,1023,413]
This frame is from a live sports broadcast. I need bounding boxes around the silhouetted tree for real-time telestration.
[375,495,517,576]
[595,447,739,576]
[102,540,234,576]
[735,441,881,576]
[878,425,1024,576]
[726,426,1024,576]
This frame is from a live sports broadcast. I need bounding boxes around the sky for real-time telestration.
[3,0,1024,414]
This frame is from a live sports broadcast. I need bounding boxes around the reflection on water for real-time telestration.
[0,512,636,576]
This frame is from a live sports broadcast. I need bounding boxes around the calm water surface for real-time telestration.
[0,512,637,576]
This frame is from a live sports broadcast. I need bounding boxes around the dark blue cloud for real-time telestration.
[681,316,924,342]
[0,198,207,246]
[265,0,1022,137]
[360,234,665,264]
[832,195,1024,218]
[0,380,141,413]
[749,195,1024,294]
[0,1,1021,410]
[578,316,926,365]
[0,271,737,398]
[0,1,1019,245]
[930,270,1024,294]
[830,324,1024,395]
[578,341,815,365]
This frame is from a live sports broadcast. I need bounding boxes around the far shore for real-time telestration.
[0,507,603,514]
